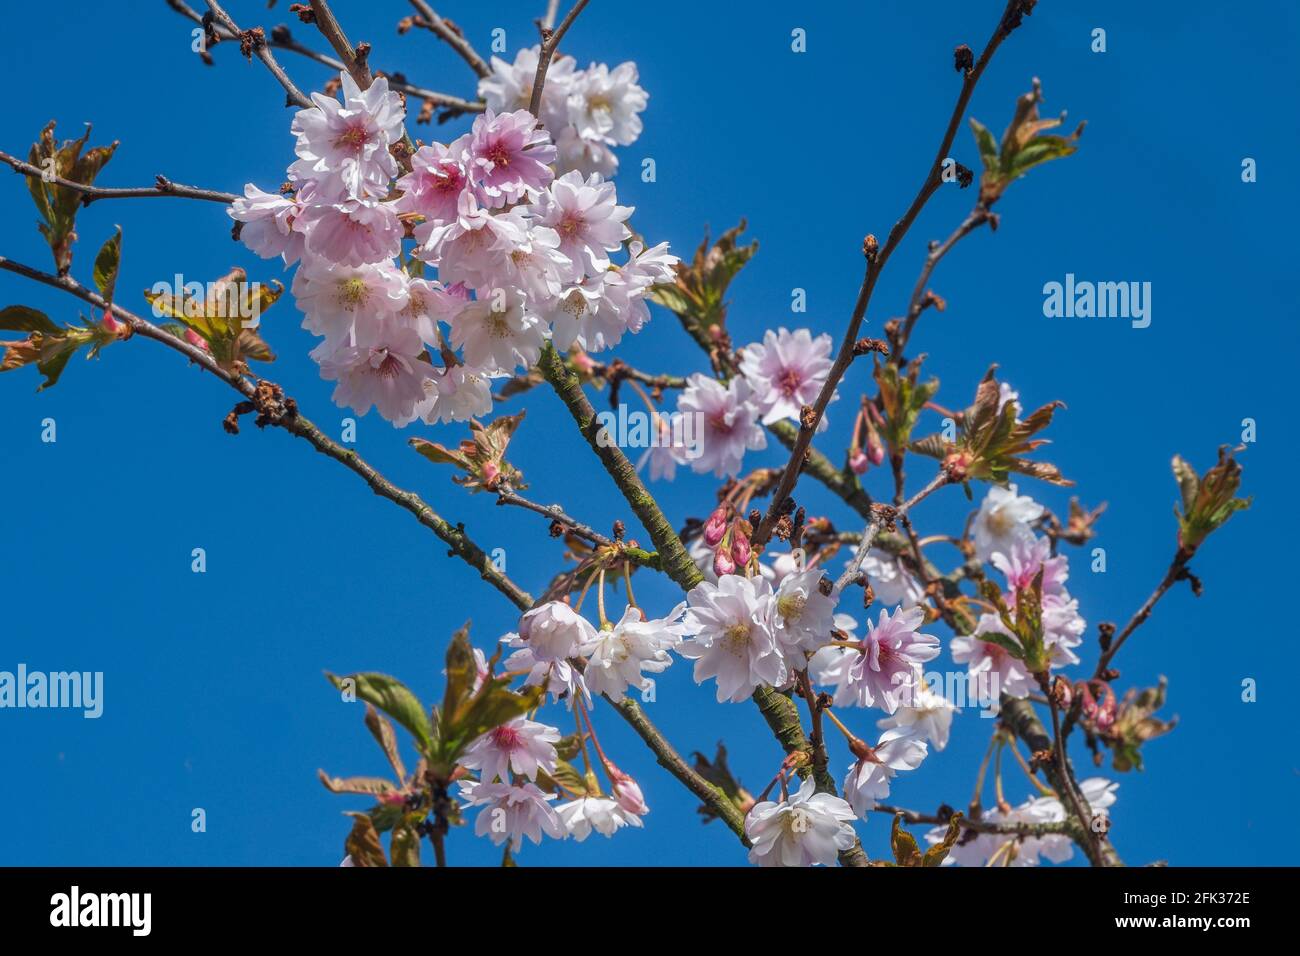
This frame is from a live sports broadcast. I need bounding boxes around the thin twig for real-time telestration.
[167,0,482,111]
[752,0,1030,551]
[874,805,1071,836]
[307,0,373,89]
[528,0,591,116]
[1093,549,1190,679]
[202,0,312,108]
[893,205,992,358]
[835,470,951,593]
[0,149,238,205]
[407,0,490,78]
[496,489,612,546]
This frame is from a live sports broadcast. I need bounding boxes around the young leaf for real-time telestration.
[93,226,122,307]
[890,814,924,866]
[410,412,527,493]
[143,267,282,371]
[1172,447,1250,554]
[26,121,118,275]
[922,813,964,866]
[325,671,433,756]
[343,812,388,867]
[0,304,119,391]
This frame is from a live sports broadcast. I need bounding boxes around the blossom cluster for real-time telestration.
[229,65,674,427]
[641,327,838,482]
[478,46,647,179]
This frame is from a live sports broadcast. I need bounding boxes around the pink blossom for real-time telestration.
[835,605,940,714]
[467,108,557,208]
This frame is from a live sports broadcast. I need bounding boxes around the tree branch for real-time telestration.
[407,0,490,78]
[167,0,482,112]
[201,0,312,108]
[529,0,591,116]
[835,470,951,593]
[752,0,1031,551]
[0,149,238,206]
[307,0,373,90]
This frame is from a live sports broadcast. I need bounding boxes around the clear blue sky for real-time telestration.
[1,0,1296,867]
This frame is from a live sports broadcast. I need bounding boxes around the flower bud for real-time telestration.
[713,546,735,577]
[703,505,729,546]
[731,527,751,567]
[864,419,886,466]
[184,327,210,351]
[101,312,126,336]
[849,450,870,474]
[610,768,648,816]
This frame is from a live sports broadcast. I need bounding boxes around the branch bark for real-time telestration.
[751,0,1031,551]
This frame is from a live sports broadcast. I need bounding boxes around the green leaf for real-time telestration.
[26,121,118,275]
[93,227,122,304]
[1173,447,1250,553]
[969,117,999,169]
[326,672,433,756]
[0,305,60,335]
[0,305,116,392]
[1008,134,1078,178]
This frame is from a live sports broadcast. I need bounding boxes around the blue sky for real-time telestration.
[1,0,1296,867]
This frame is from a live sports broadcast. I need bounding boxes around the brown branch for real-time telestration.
[892,205,993,360]
[407,1,490,78]
[168,0,482,112]
[1093,549,1190,680]
[496,488,612,546]
[0,254,530,610]
[751,0,1032,551]
[0,252,757,859]
[528,0,591,117]
[0,149,238,205]
[874,804,1071,836]
[201,0,312,108]
[607,696,749,842]
[307,0,373,90]
[835,470,951,593]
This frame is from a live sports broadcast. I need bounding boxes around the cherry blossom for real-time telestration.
[972,483,1044,562]
[677,374,768,478]
[459,780,566,851]
[680,574,786,702]
[740,327,836,429]
[877,682,957,751]
[843,726,929,818]
[744,777,857,867]
[460,717,561,784]
[580,603,686,698]
[834,605,940,713]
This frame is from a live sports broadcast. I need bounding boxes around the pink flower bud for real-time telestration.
[101,312,126,335]
[713,547,735,577]
[731,527,751,566]
[865,420,886,466]
[703,506,729,546]
[611,770,648,817]
[184,328,210,351]
[849,450,870,474]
